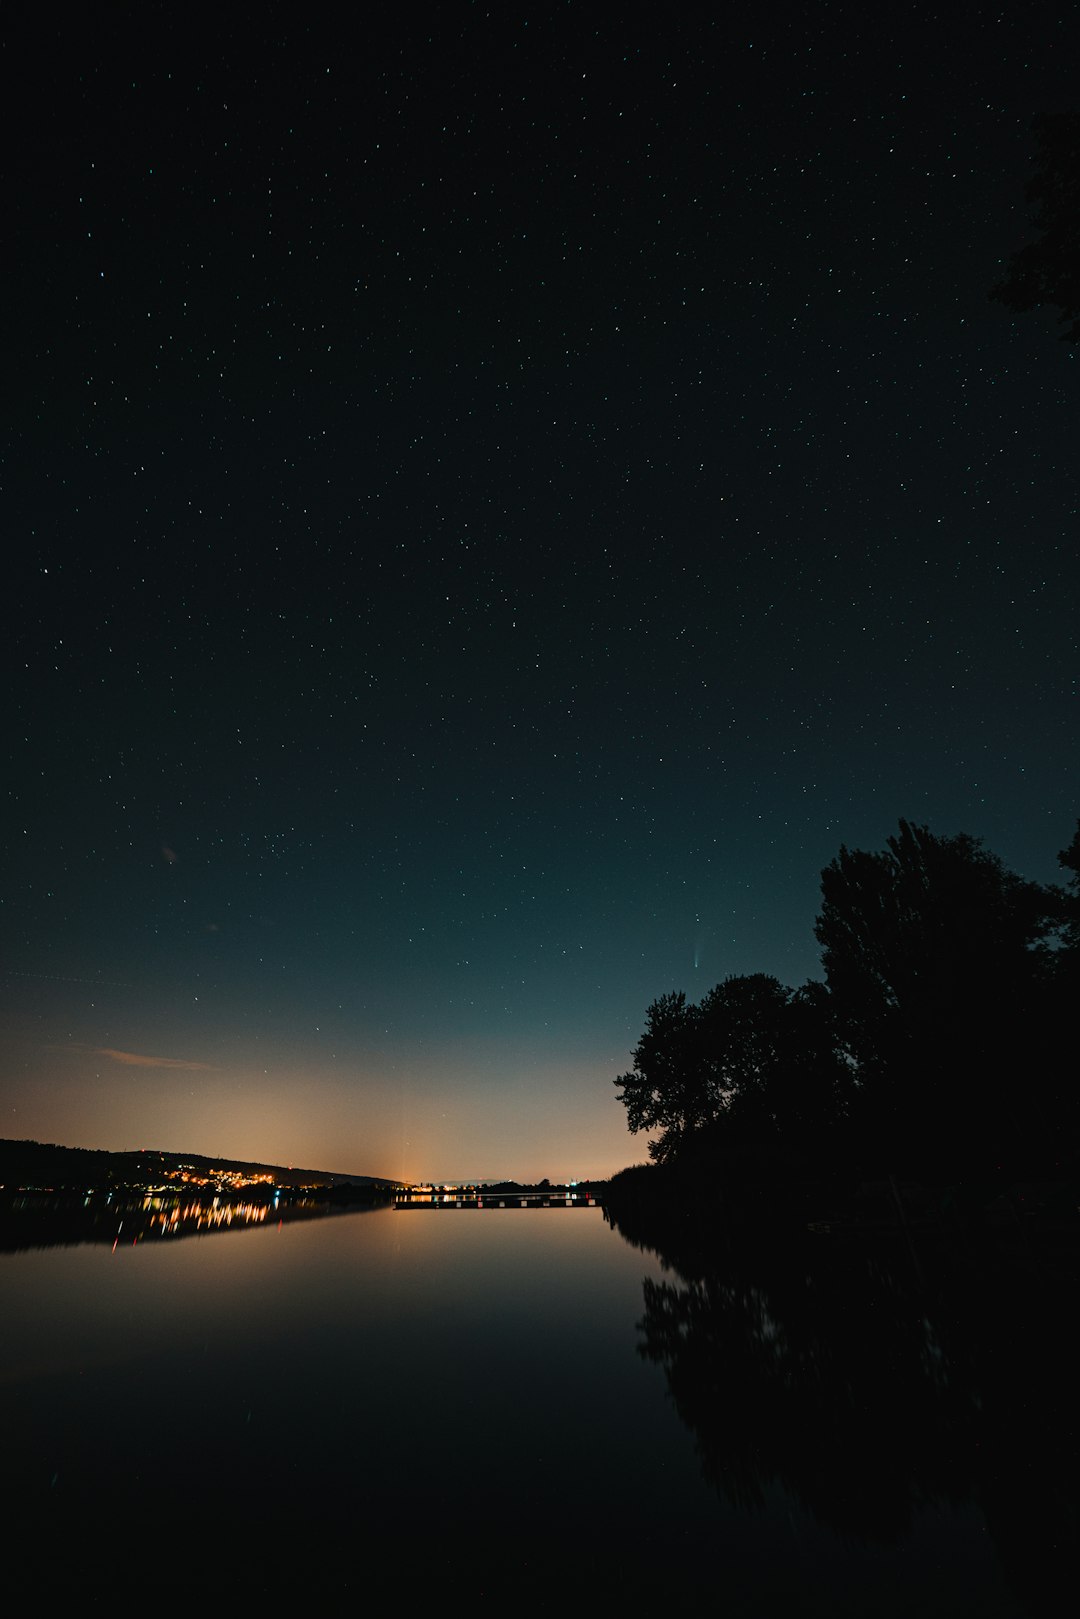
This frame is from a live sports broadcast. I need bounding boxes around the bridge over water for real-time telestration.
[394,1190,601,1210]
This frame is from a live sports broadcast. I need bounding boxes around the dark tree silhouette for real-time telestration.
[698,974,849,1136]
[1057,820,1080,953]
[617,819,1074,1173]
[614,990,707,1162]
[770,978,854,1133]
[697,974,792,1133]
[615,973,849,1161]
[814,820,1057,1155]
[990,113,1080,340]
[1047,821,1080,1087]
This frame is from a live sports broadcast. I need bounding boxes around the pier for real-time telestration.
[394,1190,600,1210]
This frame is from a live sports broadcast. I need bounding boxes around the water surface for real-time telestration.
[2,1200,1052,1610]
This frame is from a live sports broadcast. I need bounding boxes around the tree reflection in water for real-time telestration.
[609,1199,1080,1614]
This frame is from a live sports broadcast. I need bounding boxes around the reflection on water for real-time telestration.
[0,1187,388,1253]
[139,1194,271,1236]
[607,1197,1080,1616]
[2,1194,1070,1612]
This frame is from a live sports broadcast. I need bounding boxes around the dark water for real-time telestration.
[2,1198,1071,1610]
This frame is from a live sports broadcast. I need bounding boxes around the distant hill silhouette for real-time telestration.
[0,1137,400,1192]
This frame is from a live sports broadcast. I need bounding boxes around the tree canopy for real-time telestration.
[616,818,1073,1169]
[615,973,849,1163]
[990,113,1080,341]
[1057,820,1080,955]
[816,819,1057,1148]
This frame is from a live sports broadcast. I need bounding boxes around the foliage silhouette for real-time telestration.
[1057,819,1080,956]
[616,818,1073,1172]
[990,113,1080,340]
[615,974,850,1163]
[614,989,704,1162]
[815,819,1059,1158]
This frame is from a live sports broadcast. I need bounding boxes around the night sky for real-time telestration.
[3,5,1077,1181]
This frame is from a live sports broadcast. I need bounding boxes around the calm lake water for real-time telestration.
[2,1198,1066,1611]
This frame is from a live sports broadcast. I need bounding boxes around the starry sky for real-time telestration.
[3,4,1078,1181]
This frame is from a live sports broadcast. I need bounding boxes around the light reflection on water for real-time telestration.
[141,1195,269,1235]
[1,1187,381,1253]
[1,1203,1027,1613]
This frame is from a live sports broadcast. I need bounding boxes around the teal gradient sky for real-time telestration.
[3,5,1078,1179]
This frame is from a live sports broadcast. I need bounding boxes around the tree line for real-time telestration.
[615,819,1079,1169]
